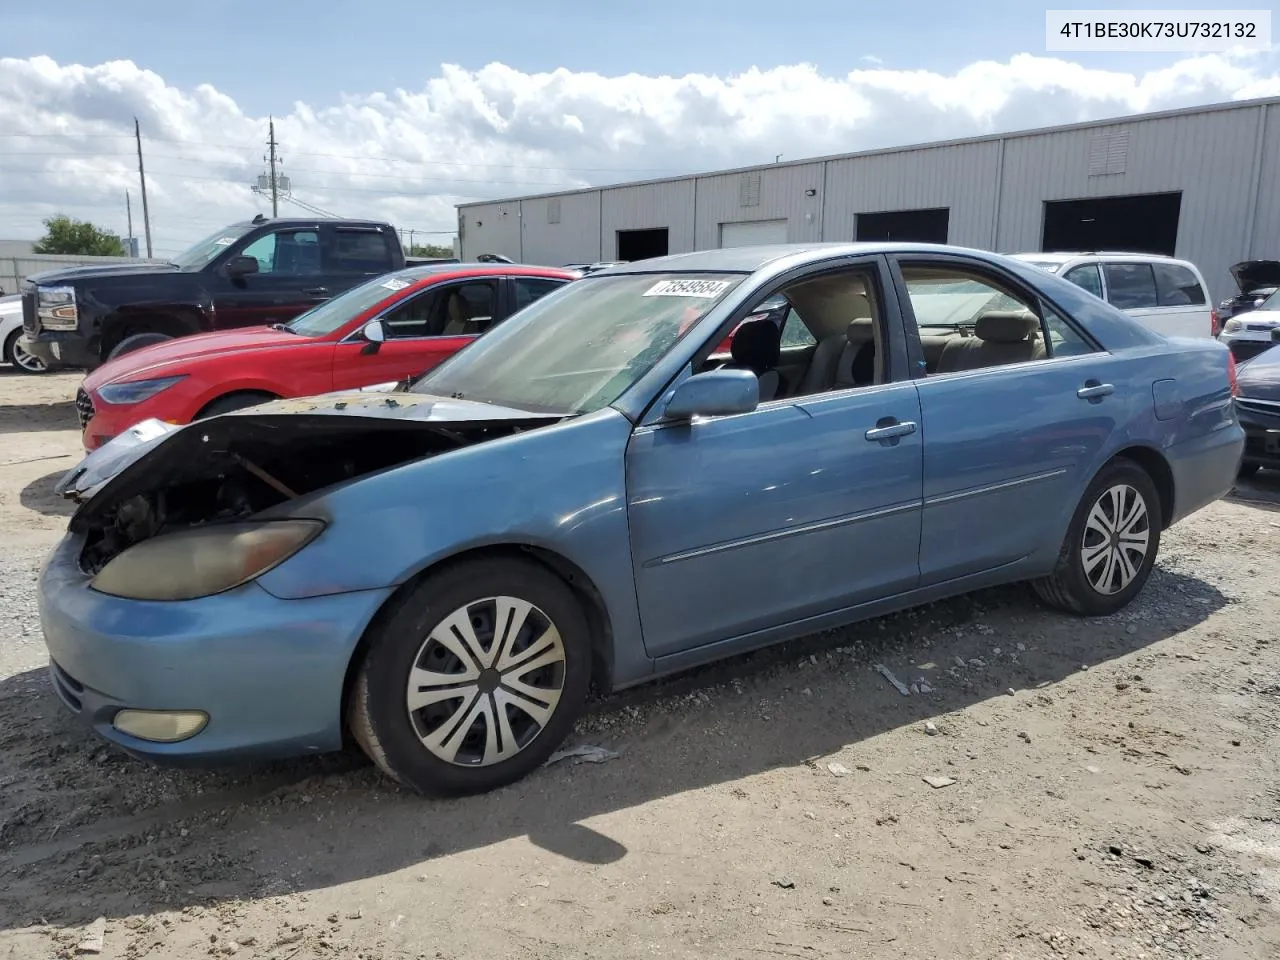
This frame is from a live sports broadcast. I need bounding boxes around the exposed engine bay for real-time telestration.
[70,410,558,576]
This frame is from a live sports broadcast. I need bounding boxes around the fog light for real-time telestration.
[112,709,208,742]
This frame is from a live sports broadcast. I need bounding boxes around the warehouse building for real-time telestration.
[456,95,1280,303]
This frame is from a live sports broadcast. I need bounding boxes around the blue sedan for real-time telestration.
[39,242,1244,796]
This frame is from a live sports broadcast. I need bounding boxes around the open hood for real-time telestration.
[56,390,558,507]
[1229,261,1280,294]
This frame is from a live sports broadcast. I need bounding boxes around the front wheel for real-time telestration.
[4,330,48,373]
[348,557,592,796]
[1032,458,1162,616]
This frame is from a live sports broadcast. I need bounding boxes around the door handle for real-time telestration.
[1077,381,1114,400]
[865,420,917,442]
[304,287,329,296]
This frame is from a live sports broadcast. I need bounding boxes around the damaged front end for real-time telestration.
[58,393,561,579]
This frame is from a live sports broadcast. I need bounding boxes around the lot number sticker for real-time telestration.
[643,279,732,299]
[380,278,411,291]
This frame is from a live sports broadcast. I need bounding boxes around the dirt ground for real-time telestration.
[1,368,1279,960]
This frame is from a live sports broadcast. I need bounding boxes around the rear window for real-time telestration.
[1153,263,1206,306]
[1102,263,1158,310]
[329,229,395,274]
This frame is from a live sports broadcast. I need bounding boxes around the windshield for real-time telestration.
[287,273,415,337]
[1259,289,1280,312]
[1020,259,1063,273]
[169,223,258,270]
[412,272,745,415]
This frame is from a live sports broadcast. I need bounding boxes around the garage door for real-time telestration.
[719,219,788,248]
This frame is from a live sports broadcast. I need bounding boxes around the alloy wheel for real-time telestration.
[405,596,566,767]
[10,338,47,373]
[1080,483,1150,595]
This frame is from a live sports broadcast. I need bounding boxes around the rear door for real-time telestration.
[893,254,1124,585]
[321,225,401,298]
[211,226,328,329]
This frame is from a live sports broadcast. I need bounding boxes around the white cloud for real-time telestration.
[0,51,1277,257]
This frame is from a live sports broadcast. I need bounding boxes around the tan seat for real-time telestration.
[798,296,876,393]
[934,311,1045,374]
[441,292,471,335]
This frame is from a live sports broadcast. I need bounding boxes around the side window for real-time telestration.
[780,308,817,349]
[1043,305,1098,357]
[1102,263,1158,309]
[380,292,434,339]
[329,229,395,275]
[1062,263,1103,299]
[512,277,567,312]
[238,230,321,276]
[1153,263,1206,307]
[432,281,498,336]
[900,264,1047,375]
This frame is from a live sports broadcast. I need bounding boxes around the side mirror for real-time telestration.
[225,255,259,279]
[663,368,759,421]
[360,319,386,354]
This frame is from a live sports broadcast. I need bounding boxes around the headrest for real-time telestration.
[730,317,781,375]
[975,311,1039,344]
[847,317,875,344]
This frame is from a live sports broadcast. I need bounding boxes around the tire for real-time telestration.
[1238,462,1261,479]
[4,329,48,374]
[108,332,173,360]
[1032,457,1162,617]
[348,557,592,796]
[196,391,277,419]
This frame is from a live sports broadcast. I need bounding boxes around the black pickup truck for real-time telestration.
[19,215,430,370]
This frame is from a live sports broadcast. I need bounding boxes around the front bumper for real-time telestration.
[20,330,99,370]
[1219,332,1279,363]
[1236,398,1280,470]
[39,534,394,764]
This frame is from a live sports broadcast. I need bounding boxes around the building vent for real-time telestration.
[1087,130,1129,176]
[739,172,762,207]
[547,198,561,224]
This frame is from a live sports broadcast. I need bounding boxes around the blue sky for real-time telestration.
[1,0,1207,113]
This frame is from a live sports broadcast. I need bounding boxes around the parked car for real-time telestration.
[1,293,47,373]
[1218,260,1280,323]
[41,242,1242,796]
[18,215,419,372]
[1234,334,1280,477]
[1217,287,1280,363]
[73,264,577,450]
[1011,252,1214,338]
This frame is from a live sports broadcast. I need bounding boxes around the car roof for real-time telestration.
[386,263,579,284]
[599,242,1013,276]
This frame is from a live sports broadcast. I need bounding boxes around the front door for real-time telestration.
[894,255,1123,585]
[212,227,329,329]
[626,261,923,659]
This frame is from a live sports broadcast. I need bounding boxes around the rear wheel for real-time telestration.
[195,391,277,419]
[1032,458,1162,616]
[108,332,172,360]
[4,329,48,373]
[348,557,592,796]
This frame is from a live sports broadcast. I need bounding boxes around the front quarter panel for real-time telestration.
[255,407,651,682]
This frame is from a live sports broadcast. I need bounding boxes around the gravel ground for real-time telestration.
[1,368,1279,959]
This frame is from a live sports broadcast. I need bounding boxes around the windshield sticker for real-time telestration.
[380,278,411,291]
[642,279,732,299]
[213,237,236,246]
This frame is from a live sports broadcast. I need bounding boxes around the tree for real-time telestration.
[408,242,454,259]
[33,215,127,257]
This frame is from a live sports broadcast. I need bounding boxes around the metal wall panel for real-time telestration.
[693,163,825,249]
[995,105,1264,303]
[821,142,1002,248]
[1250,104,1280,266]
[519,191,602,266]
[600,180,696,260]
[457,202,522,261]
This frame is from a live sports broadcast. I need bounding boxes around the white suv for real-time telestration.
[1011,252,1214,339]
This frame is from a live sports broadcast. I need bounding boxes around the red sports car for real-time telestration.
[74,264,578,450]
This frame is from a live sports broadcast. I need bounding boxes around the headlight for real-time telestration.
[90,520,324,601]
[36,285,78,329]
[96,375,186,405]
[1223,319,1242,334]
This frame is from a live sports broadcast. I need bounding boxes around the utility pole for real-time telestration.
[134,117,153,258]
[267,118,280,218]
[125,190,134,257]
[408,229,415,253]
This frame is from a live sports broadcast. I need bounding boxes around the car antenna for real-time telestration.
[252,213,267,224]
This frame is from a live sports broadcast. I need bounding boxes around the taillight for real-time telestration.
[1228,350,1238,397]
[1210,308,1220,337]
